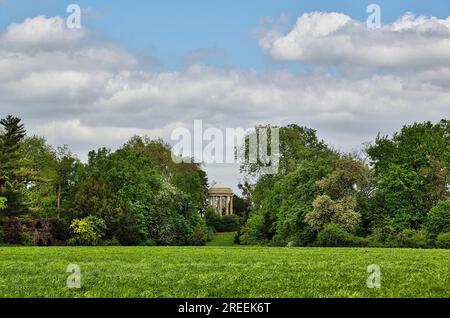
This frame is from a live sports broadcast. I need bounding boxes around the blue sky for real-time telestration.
[1,1,449,190]
[2,0,450,71]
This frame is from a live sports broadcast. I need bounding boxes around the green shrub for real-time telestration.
[204,208,241,232]
[368,227,432,248]
[389,229,430,248]
[270,234,288,247]
[103,237,121,246]
[67,215,107,246]
[206,227,215,242]
[218,215,241,232]
[435,232,450,249]
[50,218,69,242]
[367,225,395,247]
[19,232,33,246]
[114,213,142,246]
[187,224,208,246]
[316,223,365,247]
[426,201,450,239]
[234,231,241,244]
[140,239,156,246]
[204,208,221,230]
[0,197,7,210]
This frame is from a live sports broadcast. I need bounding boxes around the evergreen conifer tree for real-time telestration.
[0,115,28,218]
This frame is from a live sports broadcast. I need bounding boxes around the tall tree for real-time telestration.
[0,116,28,218]
[367,120,450,230]
[19,136,57,217]
[239,124,337,246]
[54,146,78,220]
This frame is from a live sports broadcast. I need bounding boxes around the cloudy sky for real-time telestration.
[1,0,449,192]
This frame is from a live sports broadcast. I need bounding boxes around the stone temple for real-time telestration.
[208,183,234,216]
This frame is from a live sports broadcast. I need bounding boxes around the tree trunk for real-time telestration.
[56,183,61,220]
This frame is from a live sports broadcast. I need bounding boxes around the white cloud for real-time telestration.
[1,16,85,50]
[259,12,450,70]
[0,15,449,191]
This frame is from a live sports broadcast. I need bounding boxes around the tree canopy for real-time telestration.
[1,116,449,248]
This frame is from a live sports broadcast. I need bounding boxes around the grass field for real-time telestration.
[206,232,237,246]
[0,244,449,298]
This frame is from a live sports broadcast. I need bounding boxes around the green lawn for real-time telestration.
[0,246,449,298]
[206,232,237,246]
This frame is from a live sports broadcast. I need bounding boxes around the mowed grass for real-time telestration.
[0,246,449,298]
[206,232,237,246]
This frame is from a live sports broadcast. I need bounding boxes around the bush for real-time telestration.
[2,220,22,244]
[140,239,156,246]
[103,237,121,246]
[367,226,432,248]
[204,208,221,230]
[270,234,288,247]
[426,201,450,239]
[50,218,69,242]
[206,227,215,242]
[114,213,142,246]
[389,229,430,248]
[316,223,366,247]
[306,195,361,233]
[367,224,396,247]
[67,215,107,246]
[217,215,241,232]
[19,232,33,246]
[204,208,241,232]
[187,224,208,246]
[435,232,450,249]
[0,197,7,210]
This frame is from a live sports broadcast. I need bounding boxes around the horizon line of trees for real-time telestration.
[237,119,450,248]
[1,115,449,248]
[0,115,212,246]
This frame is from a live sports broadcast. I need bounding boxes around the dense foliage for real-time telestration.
[315,223,364,247]
[425,201,450,240]
[1,116,449,248]
[67,215,107,246]
[436,232,450,249]
[239,120,449,248]
[0,116,28,218]
[0,116,210,246]
[205,208,241,232]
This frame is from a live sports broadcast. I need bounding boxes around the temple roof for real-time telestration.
[208,182,234,195]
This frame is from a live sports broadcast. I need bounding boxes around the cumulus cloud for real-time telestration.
[259,12,450,70]
[1,15,85,50]
[0,14,449,190]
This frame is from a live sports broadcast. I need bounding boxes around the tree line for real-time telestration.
[0,115,211,246]
[1,115,449,248]
[237,120,450,248]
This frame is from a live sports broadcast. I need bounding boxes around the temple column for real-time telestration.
[224,196,227,215]
[230,195,233,215]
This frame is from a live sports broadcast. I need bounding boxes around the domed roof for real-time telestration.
[208,182,234,195]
